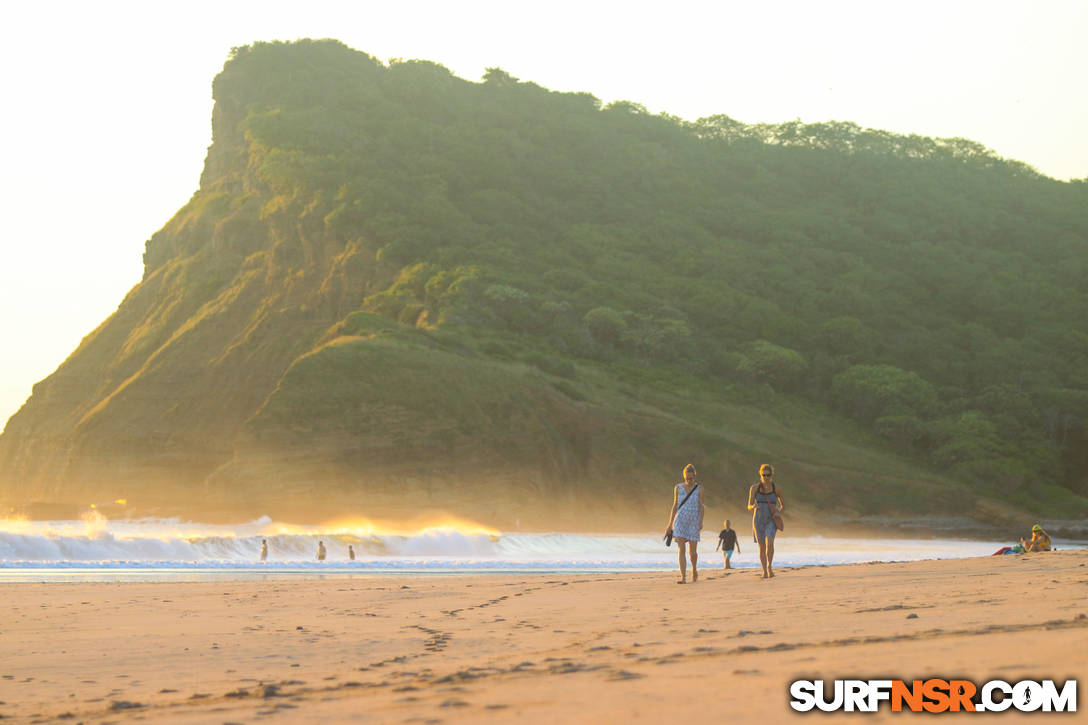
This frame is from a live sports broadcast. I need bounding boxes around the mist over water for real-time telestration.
[3,515,1074,581]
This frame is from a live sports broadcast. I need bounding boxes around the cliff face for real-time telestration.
[3,39,1086,526]
[1,44,370,516]
[0,42,649,522]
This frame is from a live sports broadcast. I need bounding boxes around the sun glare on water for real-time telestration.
[0,513,502,541]
[269,515,502,539]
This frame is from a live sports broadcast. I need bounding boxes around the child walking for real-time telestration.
[716,519,740,570]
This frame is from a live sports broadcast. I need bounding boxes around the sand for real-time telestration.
[1,550,1086,723]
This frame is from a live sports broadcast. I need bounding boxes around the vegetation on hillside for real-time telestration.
[4,38,1086,524]
[190,40,1088,509]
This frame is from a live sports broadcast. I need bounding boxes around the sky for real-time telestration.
[1,0,1086,429]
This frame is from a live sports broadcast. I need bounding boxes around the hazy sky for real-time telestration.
[1,0,1086,429]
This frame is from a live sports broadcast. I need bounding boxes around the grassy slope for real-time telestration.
[199,312,1013,529]
[2,39,1086,530]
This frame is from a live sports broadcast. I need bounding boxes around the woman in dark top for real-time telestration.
[747,464,784,578]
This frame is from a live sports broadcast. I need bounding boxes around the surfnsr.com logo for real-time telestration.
[790,679,1077,713]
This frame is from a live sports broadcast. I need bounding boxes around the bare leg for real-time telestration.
[690,541,699,582]
[767,539,775,577]
[758,539,769,578]
[677,540,687,583]
[722,552,729,571]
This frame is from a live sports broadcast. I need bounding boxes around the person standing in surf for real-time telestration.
[747,464,784,578]
[665,463,705,584]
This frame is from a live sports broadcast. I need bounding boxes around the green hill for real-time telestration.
[2,39,1086,531]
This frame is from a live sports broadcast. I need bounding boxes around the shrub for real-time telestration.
[738,340,809,391]
[583,306,626,344]
[832,364,938,423]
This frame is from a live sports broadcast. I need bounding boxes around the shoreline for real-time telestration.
[2,550,1086,722]
[3,530,1085,584]
[7,505,1088,540]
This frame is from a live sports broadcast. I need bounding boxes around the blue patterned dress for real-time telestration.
[752,483,779,543]
[672,483,702,541]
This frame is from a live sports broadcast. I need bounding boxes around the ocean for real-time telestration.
[1,515,1077,582]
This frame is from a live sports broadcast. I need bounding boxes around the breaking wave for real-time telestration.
[0,515,1038,574]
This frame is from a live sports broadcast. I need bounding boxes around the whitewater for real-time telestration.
[3,514,1079,582]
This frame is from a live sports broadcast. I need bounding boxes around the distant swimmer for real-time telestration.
[716,519,740,570]
[260,539,268,561]
[317,541,327,561]
[1020,524,1052,552]
[348,545,355,561]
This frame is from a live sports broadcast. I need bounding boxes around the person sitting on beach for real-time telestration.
[316,541,327,561]
[748,464,784,579]
[260,539,268,561]
[1020,525,1051,552]
[348,545,355,561]
[716,519,740,570]
[665,463,705,584]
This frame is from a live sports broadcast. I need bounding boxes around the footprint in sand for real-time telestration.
[609,670,645,681]
[109,700,144,711]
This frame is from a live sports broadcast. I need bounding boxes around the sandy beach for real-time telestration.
[2,550,1085,723]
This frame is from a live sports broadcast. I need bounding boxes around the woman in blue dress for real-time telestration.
[747,463,785,578]
[665,463,705,583]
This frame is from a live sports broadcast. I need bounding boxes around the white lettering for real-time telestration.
[789,680,817,712]
[816,680,844,712]
[1014,680,1044,712]
[1040,680,1077,712]
[844,680,868,712]
[791,677,1075,714]
[868,680,893,711]
[981,680,1013,712]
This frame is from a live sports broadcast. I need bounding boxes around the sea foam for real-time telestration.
[0,515,1056,576]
